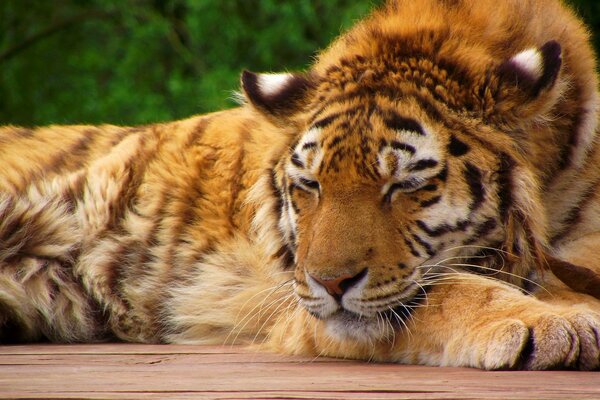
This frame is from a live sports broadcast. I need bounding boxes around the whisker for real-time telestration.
[441,244,515,258]
[387,306,412,341]
[277,302,302,344]
[232,279,293,323]
[252,296,299,345]
[312,316,340,363]
[420,272,529,291]
[226,282,294,345]
[422,264,545,296]
[412,279,429,308]
[260,298,300,348]
[444,262,548,294]
[387,314,397,347]
[250,292,297,347]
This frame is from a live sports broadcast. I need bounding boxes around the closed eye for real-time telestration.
[383,178,425,202]
[298,177,320,192]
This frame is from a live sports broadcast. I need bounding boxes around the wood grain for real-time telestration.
[0,344,599,399]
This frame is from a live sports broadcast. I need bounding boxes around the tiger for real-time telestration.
[1,0,600,370]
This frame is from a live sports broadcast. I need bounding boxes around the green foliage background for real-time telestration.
[1,0,599,126]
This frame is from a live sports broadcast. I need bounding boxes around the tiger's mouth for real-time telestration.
[300,275,425,342]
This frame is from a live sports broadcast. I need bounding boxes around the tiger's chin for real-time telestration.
[321,309,406,343]
[322,311,388,342]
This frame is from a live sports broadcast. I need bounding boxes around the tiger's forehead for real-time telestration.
[288,101,444,183]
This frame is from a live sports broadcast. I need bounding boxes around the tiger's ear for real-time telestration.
[241,70,316,119]
[492,40,563,120]
[498,40,562,97]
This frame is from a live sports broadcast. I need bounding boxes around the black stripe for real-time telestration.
[416,219,470,237]
[436,164,448,182]
[420,195,441,208]
[409,90,448,124]
[311,113,340,129]
[409,159,439,171]
[474,217,498,237]
[324,147,347,173]
[463,217,498,243]
[495,153,515,222]
[448,135,470,156]
[290,153,304,168]
[273,244,295,269]
[302,141,317,150]
[383,111,425,135]
[390,141,416,154]
[286,182,301,212]
[379,138,388,152]
[464,162,485,211]
[269,169,284,220]
[416,220,451,237]
[360,135,380,180]
[327,134,345,149]
[308,104,367,128]
[400,230,421,258]
[411,233,435,256]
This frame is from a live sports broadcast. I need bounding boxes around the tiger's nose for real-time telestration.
[310,268,368,300]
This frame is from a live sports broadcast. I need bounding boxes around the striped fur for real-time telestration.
[2,0,600,370]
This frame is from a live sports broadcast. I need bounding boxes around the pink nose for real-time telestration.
[310,268,368,299]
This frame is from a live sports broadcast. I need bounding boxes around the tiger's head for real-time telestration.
[241,25,564,341]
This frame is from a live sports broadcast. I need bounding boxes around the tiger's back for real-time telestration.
[0,108,289,342]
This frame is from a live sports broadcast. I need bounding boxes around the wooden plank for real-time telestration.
[0,391,525,400]
[0,344,599,399]
[0,344,249,355]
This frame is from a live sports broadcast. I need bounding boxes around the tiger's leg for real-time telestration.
[0,257,100,343]
[0,193,102,343]
[522,233,600,371]
[398,275,600,370]
[273,273,600,370]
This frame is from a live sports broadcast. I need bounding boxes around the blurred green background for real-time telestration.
[1,0,599,126]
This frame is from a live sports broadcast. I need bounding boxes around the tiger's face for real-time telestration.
[278,95,507,341]
[241,37,560,341]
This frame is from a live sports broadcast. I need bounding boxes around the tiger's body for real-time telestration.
[2,0,600,369]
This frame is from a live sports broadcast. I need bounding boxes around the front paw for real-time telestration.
[462,311,600,370]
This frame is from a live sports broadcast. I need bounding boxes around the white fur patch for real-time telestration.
[511,48,543,79]
[377,123,442,188]
[257,73,293,97]
[286,127,323,180]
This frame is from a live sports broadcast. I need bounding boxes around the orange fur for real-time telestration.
[1,0,600,370]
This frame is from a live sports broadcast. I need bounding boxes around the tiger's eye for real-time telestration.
[299,178,320,191]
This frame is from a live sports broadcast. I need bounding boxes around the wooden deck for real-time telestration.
[1,344,599,399]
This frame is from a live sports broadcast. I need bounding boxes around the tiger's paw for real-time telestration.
[476,311,600,370]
